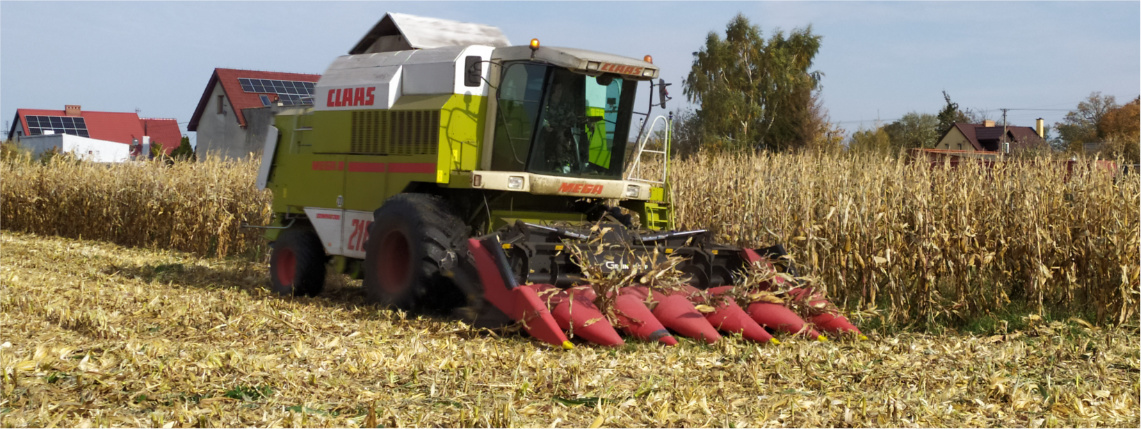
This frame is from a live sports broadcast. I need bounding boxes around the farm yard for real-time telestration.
[1,152,1138,427]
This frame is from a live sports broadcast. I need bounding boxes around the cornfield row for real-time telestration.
[0,154,272,259]
[670,151,1140,326]
[2,151,1137,327]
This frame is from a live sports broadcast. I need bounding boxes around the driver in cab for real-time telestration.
[542,81,583,174]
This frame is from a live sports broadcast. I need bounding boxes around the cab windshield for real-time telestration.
[491,62,637,179]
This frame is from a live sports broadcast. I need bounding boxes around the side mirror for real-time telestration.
[657,79,672,109]
[464,56,482,87]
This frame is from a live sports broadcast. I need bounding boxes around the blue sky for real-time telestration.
[2,1,1138,146]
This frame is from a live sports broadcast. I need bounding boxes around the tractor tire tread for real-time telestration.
[270,227,327,297]
[364,193,471,311]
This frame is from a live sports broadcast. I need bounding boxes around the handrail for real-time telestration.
[626,114,671,185]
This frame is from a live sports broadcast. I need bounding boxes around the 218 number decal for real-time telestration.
[347,219,373,252]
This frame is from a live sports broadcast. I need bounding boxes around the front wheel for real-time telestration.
[269,227,327,297]
[363,194,473,312]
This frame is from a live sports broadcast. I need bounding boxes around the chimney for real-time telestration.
[65,105,81,117]
[1035,118,1044,138]
[983,119,996,127]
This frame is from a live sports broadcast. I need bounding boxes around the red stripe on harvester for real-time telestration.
[311,161,341,171]
[388,162,437,174]
[347,162,385,173]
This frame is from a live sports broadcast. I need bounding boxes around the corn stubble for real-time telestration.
[2,232,1138,427]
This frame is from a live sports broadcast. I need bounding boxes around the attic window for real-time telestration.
[260,95,271,106]
[217,95,226,115]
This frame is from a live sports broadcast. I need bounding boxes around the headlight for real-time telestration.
[625,184,640,198]
[586,61,601,71]
[642,68,656,77]
[508,176,525,190]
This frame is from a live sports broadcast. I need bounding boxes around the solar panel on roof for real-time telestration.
[238,77,316,105]
[25,115,90,138]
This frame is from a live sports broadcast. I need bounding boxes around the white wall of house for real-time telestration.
[20,134,130,162]
[193,81,251,160]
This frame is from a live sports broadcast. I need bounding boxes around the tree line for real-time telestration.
[672,14,1140,161]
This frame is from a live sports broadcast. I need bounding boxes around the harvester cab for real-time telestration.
[257,26,863,348]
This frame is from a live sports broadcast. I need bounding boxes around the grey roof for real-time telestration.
[350,13,510,54]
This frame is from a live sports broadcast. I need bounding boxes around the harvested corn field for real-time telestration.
[2,231,1138,427]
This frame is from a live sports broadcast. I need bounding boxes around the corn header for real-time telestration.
[257,26,863,348]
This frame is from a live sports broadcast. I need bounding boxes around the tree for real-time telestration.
[1097,96,1139,141]
[1097,97,1140,160]
[847,125,892,154]
[800,90,846,153]
[683,14,823,152]
[935,91,974,136]
[149,141,165,159]
[935,90,990,138]
[170,136,197,162]
[667,108,704,158]
[884,112,940,151]
[1054,92,1119,152]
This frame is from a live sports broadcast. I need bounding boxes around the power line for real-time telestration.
[992,108,1070,112]
[836,106,1072,125]
[834,118,902,125]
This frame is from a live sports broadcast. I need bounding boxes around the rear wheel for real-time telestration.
[269,227,327,296]
[363,194,475,312]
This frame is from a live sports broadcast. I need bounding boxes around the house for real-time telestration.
[934,119,1048,153]
[5,105,182,162]
[187,68,321,159]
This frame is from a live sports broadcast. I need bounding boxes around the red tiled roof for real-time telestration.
[188,68,321,131]
[7,109,184,154]
[13,108,144,145]
[141,118,183,155]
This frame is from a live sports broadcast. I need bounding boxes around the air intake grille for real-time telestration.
[351,110,439,155]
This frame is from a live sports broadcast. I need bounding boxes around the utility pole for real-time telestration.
[1000,108,1009,154]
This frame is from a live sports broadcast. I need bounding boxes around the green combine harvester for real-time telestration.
[256,25,862,347]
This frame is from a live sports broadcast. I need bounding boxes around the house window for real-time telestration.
[217,95,226,115]
[957,143,962,150]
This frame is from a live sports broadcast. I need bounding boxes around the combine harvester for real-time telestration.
[256,13,863,348]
